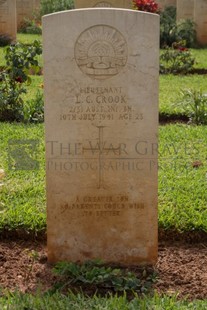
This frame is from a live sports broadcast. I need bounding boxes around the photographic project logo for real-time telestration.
[8,140,40,171]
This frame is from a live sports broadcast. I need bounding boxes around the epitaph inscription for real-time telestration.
[75,25,128,80]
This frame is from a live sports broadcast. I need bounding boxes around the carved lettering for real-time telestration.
[60,195,145,217]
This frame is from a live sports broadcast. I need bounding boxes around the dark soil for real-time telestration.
[0,239,206,300]
[156,242,207,300]
[159,113,189,124]
[190,68,207,75]
[159,68,207,75]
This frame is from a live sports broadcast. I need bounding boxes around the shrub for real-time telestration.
[24,90,44,123]
[160,6,177,47]
[160,7,197,48]
[178,89,207,125]
[53,260,156,294]
[160,42,195,74]
[175,19,197,48]
[19,18,42,35]
[40,0,74,16]
[0,41,42,122]
[133,0,159,13]
[0,34,12,47]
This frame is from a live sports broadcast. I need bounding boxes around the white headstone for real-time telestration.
[156,0,176,10]
[0,0,16,41]
[17,0,40,29]
[177,0,194,21]
[43,8,159,265]
[194,0,207,45]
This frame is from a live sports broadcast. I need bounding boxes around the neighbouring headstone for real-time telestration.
[17,0,40,29]
[0,0,16,41]
[194,0,207,45]
[156,0,176,10]
[165,0,176,6]
[177,0,194,22]
[43,8,159,265]
[74,0,132,9]
[155,0,164,10]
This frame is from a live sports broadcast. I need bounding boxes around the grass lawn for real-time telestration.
[0,293,207,309]
[159,74,207,116]
[191,48,207,69]
[17,33,43,45]
[159,124,207,232]
[0,123,45,232]
[25,75,43,101]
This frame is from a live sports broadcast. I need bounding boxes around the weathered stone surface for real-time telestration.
[74,0,132,9]
[177,0,194,21]
[194,0,207,45]
[0,0,16,40]
[43,9,159,265]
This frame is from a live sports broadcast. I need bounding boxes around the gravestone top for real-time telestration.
[43,8,159,265]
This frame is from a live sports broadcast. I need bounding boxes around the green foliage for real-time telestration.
[53,260,156,294]
[160,43,195,74]
[176,19,197,48]
[191,48,207,69]
[159,74,207,118]
[24,89,44,123]
[160,7,197,48]
[17,33,43,45]
[18,18,42,35]
[178,89,207,125]
[0,40,42,122]
[40,0,74,16]
[0,34,12,47]
[160,6,177,47]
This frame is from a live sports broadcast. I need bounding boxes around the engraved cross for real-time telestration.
[83,126,120,189]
